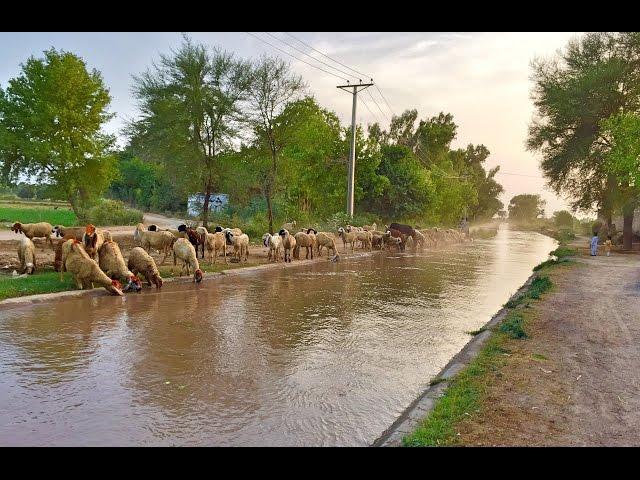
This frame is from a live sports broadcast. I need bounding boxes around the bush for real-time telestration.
[86,199,143,226]
[550,246,576,258]
[528,275,552,299]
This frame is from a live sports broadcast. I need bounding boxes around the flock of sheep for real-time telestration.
[9,218,438,297]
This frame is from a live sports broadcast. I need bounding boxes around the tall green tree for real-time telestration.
[128,35,253,228]
[528,32,640,248]
[0,48,116,218]
[248,54,305,234]
[508,194,545,223]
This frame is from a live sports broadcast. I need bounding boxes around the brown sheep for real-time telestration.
[82,224,108,261]
[17,237,36,274]
[60,239,124,295]
[293,231,314,260]
[98,240,142,292]
[12,221,54,250]
[53,225,84,241]
[128,247,163,289]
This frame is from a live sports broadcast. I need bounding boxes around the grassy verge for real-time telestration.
[0,256,268,302]
[402,250,577,447]
[0,269,77,301]
[0,206,77,228]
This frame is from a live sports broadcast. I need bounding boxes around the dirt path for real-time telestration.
[457,252,640,446]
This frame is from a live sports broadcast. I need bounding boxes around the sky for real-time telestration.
[0,32,582,216]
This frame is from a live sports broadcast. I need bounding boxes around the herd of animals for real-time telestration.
[8,219,439,297]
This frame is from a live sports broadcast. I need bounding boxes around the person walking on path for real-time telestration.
[605,235,612,257]
[590,233,599,256]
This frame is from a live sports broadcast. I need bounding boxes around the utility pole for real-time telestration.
[337,80,374,217]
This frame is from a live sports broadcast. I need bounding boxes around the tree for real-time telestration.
[508,194,546,223]
[553,210,575,229]
[0,48,116,217]
[248,54,305,234]
[128,35,253,228]
[528,32,640,248]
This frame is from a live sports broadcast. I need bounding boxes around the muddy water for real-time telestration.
[0,226,555,446]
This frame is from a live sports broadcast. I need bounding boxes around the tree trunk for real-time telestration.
[623,207,634,250]
[201,190,211,230]
[266,190,274,235]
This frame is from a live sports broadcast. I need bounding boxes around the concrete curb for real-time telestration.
[371,272,538,447]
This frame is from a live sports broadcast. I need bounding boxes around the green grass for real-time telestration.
[0,269,77,301]
[531,353,548,361]
[403,336,510,446]
[0,206,77,228]
[499,312,527,339]
[550,246,577,258]
[403,257,566,446]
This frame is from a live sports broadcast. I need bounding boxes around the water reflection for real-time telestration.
[0,226,555,446]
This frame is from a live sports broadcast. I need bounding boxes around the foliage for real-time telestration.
[552,210,575,229]
[86,199,143,226]
[508,194,545,222]
[0,48,117,218]
[127,35,253,228]
[601,112,640,188]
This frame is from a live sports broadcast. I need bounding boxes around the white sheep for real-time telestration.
[278,229,297,263]
[135,224,175,264]
[281,221,296,231]
[17,236,36,274]
[338,227,357,252]
[205,231,227,264]
[172,238,203,283]
[225,230,249,262]
[262,233,283,262]
[12,221,54,250]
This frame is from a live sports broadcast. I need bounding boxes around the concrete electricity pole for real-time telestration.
[337,81,374,217]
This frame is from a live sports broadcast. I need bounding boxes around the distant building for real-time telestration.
[187,193,229,217]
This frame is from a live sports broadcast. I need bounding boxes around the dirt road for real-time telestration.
[457,252,640,446]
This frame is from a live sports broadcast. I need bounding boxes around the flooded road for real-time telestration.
[0,226,556,446]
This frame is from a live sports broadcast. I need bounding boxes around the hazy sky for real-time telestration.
[0,32,581,215]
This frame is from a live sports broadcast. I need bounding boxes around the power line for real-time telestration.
[374,84,396,118]
[359,96,382,125]
[263,32,362,83]
[366,89,391,123]
[283,32,373,80]
[245,32,350,82]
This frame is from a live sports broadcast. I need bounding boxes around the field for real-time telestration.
[0,204,77,228]
[0,268,77,301]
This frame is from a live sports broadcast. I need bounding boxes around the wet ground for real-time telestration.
[0,226,555,446]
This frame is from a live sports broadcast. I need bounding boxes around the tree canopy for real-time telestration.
[0,48,116,217]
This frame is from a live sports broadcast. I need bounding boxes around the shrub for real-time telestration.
[86,199,143,226]
[528,275,552,299]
